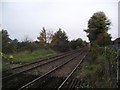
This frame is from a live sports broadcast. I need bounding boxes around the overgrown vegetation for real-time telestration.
[1,27,86,71]
[2,48,58,71]
[1,11,118,88]
[12,48,57,63]
[78,45,117,88]
[78,11,117,88]
[1,28,85,54]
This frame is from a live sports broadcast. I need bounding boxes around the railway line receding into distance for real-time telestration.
[2,48,88,89]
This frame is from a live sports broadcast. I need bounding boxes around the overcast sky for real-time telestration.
[1,0,119,42]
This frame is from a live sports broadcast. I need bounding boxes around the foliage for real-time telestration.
[17,41,30,52]
[51,28,69,52]
[70,40,77,49]
[29,42,40,52]
[70,38,84,49]
[2,28,86,53]
[1,30,41,53]
[37,27,47,47]
[105,47,117,77]
[37,27,53,47]
[1,29,16,53]
[84,11,112,46]
[2,49,58,71]
[96,33,111,46]
[3,49,57,64]
[1,29,10,53]
[78,45,117,88]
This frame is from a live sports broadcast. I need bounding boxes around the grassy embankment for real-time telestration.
[74,45,117,88]
[2,48,58,71]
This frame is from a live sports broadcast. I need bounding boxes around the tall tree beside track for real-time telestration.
[1,29,32,53]
[37,27,47,47]
[37,27,53,48]
[1,29,12,53]
[84,11,112,46]
[51,28,69,52]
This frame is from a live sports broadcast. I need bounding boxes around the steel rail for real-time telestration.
[57,53,87,90]
[2,50,78,81]
[18,52,81,90]
[2,50,75,76]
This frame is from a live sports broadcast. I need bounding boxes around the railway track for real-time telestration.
[57,53,88,89]
[16,49,88,90]
[2,50,74,78]
[2,49,82,89]
[2,50,78,80]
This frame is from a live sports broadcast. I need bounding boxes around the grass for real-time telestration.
[2,48,58,71]
[2,61,10,71]
[74,46,117,88]
[12,48,58,63]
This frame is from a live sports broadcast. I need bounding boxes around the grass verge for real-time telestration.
[2,48,58,71]
[74,46,117,88]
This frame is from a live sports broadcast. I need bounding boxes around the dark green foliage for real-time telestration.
[1,28,86,53]
[95,33,111,46]
[10,39,18,53]
[17,41,30,52]
[70,38,84,49]
[84,11,112,46]
[51,28,69,52]
[70,40,77,49]
[1,29,14,53]
[1,29,40,53]
[105,47,117,77]
[1,29,10,53]
[29,42,40,52]
[80,46,117,88]
[55,40,69,52]
[17,41,40,52]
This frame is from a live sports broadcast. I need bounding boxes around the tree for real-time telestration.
[1,29,21,53]
[84,11,111,46]
[37,27,53,47]
[70,38,84,49]
[51,28,69,52]
[1,29,12,53]
[76,38,84,47]
[9,39,18,53]
[37,27,46,47]
[70,40,77,49]
[96,33,111,46]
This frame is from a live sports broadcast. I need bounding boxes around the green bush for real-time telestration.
[80,45,117,88]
